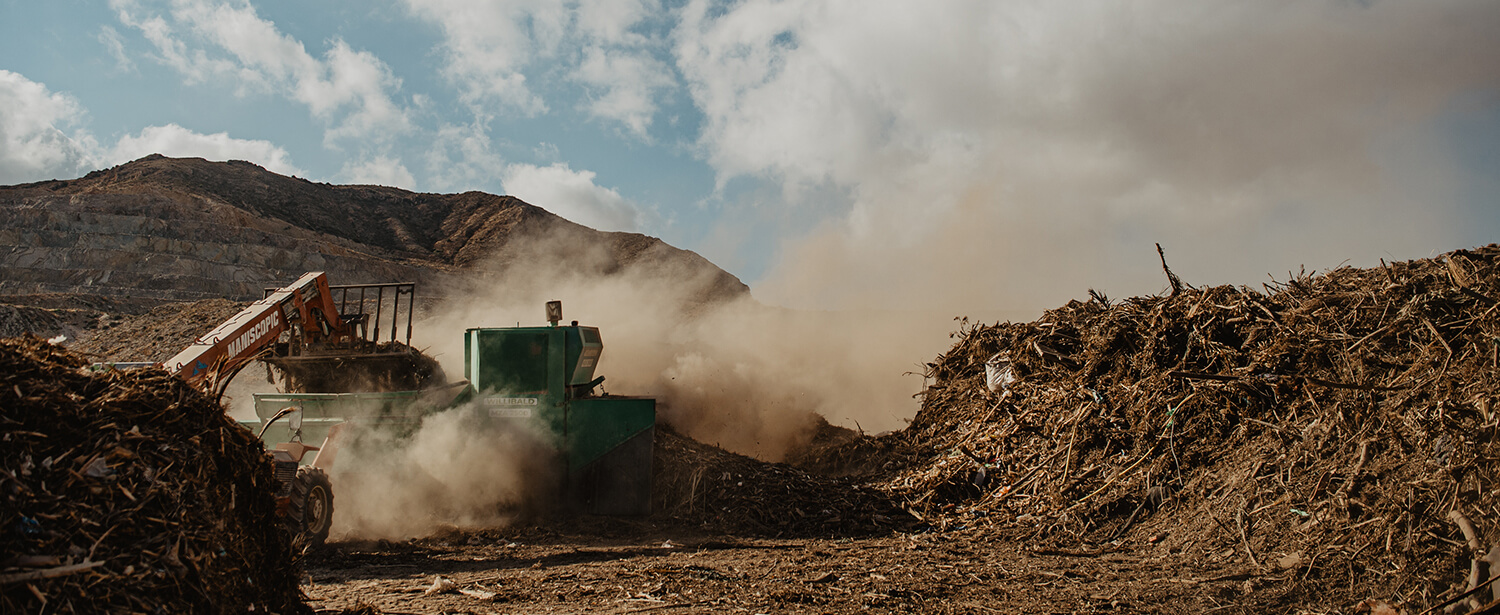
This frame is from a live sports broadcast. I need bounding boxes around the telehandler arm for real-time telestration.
[164,272,354,390]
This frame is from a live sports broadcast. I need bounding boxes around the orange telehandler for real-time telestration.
[156,271,426,546]
[145,271,652,546]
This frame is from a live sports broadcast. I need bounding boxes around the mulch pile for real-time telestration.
[0,336,309,614]
[70,298,247,363]
[866,244,1500,611]
[0,305,67,339]
[652,426,916,538]
[0,293,163,343]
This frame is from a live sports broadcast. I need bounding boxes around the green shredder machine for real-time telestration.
[464,318,655,516]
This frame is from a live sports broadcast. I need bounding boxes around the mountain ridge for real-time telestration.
[0,154,747,307]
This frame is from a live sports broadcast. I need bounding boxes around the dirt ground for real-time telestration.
[303,520,1309,614]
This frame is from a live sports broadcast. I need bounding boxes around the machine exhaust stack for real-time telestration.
[546,300,563,327]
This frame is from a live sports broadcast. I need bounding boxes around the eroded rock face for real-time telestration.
[0,192,443,301]
[0,155,747,307]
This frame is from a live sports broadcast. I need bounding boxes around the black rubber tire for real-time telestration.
[288,467,334,549]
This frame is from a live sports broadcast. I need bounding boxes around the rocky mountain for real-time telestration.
[0,155,747,312]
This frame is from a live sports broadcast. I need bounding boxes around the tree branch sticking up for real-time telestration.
[1156,243,1184,296]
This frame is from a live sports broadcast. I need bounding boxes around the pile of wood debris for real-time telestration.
[70,298,246,363]
[872,244,1500,611]
[0,305,68,340]
[0,336,309,614]
[653,426,916,537]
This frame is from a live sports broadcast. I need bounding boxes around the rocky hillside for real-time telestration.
[0,155,746,307]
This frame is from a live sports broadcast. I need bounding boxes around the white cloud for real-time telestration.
[575,0,656,45]
[424,120,505,193]
[110,0,234,83]
[674,0,1500,312]
[532,141,560,162]
[574,46,675,138]
[98,25,136,73]
[0,70,100,185]
[400,0,565,114]
[110,124,302,176]
[501,162,645,231]
[111,0,411,146]
[341,155,416,189]
[403,0,676,135]
[314,42,412,144]
[0,71,304,185]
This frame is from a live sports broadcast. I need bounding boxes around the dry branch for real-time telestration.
[0,561,104,585]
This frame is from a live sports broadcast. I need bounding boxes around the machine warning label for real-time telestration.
[484,397,538,406]
[488,407,534,418]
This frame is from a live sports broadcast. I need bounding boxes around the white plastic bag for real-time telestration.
[985,353,1014,392]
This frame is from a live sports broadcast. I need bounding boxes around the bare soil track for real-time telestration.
[303,524,1282,614]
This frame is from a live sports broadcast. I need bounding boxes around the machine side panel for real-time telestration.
[548,328,566,404]
[568,395,654,516]
[464,329,474,388]
[573,428,653,516]
[566,397,655,468]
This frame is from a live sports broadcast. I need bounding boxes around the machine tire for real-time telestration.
[288,467,334,549]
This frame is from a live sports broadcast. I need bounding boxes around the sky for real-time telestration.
[2,0,1498,317]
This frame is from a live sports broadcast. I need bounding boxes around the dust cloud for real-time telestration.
[327,403,559,540]
[687,0,1500,317]
[222,370,278,423]
[325,223,952,538]
[412,224,955,462]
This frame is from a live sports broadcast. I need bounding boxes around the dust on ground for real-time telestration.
[300,431,1295,614]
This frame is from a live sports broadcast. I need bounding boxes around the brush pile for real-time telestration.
[0,336,308,614]
[0,305,68,339]
[891,245,1500,609]
[71,298,247,362]
[653,427,916,537]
